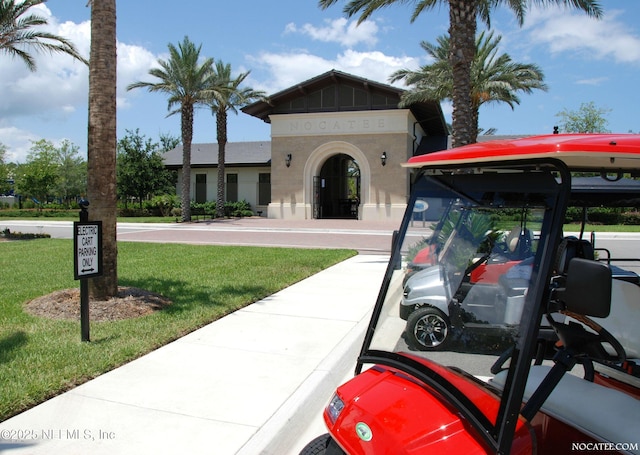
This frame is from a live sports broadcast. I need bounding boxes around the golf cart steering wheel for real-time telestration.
[491,310,627,375]
[560,310,627,364]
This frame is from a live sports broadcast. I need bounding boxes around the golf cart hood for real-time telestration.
[403,265,447,305]
[326,354,533,454]
[406,264,442,287]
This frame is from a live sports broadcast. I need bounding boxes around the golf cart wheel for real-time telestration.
[299,433,333,455]
[406,306,450,351]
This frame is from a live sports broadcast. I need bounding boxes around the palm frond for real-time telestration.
[0,0,87,70]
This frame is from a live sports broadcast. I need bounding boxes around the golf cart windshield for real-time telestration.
[359,161,569,438]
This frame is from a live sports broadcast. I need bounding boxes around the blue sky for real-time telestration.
[1,0,639,163]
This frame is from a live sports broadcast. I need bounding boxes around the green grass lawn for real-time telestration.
[0,239,356,421]
[563,223,640,233]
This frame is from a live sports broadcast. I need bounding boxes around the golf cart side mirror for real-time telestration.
[560,258,612,318]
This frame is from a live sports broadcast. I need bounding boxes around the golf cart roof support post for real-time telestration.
[580,206,587,239]
[495,159,572,454]
[356,196,416,375]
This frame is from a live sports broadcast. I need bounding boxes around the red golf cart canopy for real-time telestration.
[404,134,640,171]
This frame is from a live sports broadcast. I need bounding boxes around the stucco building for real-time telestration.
[164,70,448,222]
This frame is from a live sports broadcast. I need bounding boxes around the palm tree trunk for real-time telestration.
[181,104,193,222]
[216,109,227,218]
[448,0,477,148]
[87,0,117,299]
[471,101,480,144]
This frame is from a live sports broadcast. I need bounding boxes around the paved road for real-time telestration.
[0,218,401,253]
[3,219,640,262]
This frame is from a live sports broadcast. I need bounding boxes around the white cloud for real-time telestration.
[522,7,640,64]
[576,77,609,86]
[0,7,90,120]
[284,18,379,47]
[0,125,40,163]
[249,49,420,95]
[0,3,164,161]
[247,52,333,93]
[335,49,419,85]
[116,42,161,109]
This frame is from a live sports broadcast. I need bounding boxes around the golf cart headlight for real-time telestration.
[327,393,345,423]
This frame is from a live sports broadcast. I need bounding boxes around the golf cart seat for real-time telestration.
[505,226,534,259]
[553,236,594,274]
[491,365,640,450]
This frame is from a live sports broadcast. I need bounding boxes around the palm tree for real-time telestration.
[390,31,548,143]
[128,36,213,222]
[205,61,265,218]
[0,0,87,71]
[318,0,602,147]
[87,0,117,299]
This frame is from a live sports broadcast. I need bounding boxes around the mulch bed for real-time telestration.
[24,287,172,322]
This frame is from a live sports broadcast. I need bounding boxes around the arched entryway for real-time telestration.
[313,154,360,219]
[304,141,371,220]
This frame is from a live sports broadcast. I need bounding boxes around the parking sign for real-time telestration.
[74,221,103,280]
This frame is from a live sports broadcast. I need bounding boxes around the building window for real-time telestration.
[354,87,368,106]
[227,174,238,202]
[322,86,336,108]
[309,89,322,109]
[195,174,207,203]
[308,87,337,110]
[258,173,271,206]
[291,97,305,110]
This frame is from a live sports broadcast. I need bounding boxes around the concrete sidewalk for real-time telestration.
[0,254,389,455]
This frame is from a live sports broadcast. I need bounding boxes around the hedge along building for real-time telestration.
[164,70,448,222]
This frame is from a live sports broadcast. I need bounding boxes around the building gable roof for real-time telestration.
[242,69,448,137]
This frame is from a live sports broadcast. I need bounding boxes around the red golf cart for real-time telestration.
[300,134,640,454]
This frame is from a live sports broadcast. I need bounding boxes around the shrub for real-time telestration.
[191,201,216,218]
[0,209,76,218]
[224,200,252,217]
[191,201,216,216]
[21,199,38,209]
[587,208,622,225]
[146,194,179,217]
[564,207,584,224]
[621,211,640,225]
[565,207,632,225]
[118,207,152,217]
[1,228,51,240]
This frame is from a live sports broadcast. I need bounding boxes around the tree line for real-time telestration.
[0,130,179,210]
